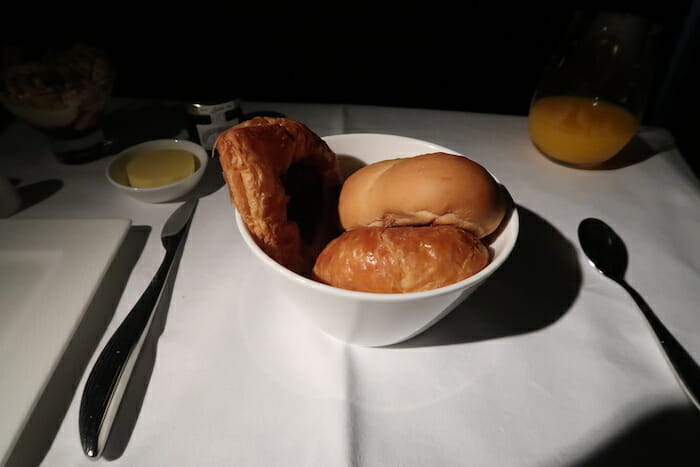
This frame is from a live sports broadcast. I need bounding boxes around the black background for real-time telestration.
[1,2,698,172]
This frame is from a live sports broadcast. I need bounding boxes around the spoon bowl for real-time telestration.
[578,218,628,279]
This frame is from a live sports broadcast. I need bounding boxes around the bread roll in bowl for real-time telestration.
[312,225,490,293]
[338,152,506,238]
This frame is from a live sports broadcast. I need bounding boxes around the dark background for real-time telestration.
[1,2,698,173]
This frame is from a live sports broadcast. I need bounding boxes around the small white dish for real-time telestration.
[106,139,207,203]
[235,133,519,347]
[0,218,130,463]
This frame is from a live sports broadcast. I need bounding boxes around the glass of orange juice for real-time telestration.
[529,11,661,167]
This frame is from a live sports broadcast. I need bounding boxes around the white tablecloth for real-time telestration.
[2,100,699,466]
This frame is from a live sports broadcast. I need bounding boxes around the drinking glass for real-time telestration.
[0,44,114,164]
[528,11,661,167]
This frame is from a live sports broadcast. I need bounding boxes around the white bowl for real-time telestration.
[236,133,519,346]
[106,139,208,203]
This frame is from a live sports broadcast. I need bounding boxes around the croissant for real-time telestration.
[215,117,342,274]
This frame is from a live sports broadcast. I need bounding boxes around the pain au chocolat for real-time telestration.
[312,225,490,293]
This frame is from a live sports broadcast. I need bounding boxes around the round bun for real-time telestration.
[312,225,490,293]
[215,117,341,274]
[338,152,506,238]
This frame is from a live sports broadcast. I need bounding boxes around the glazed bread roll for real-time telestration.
[312,225,490,293]
[338,152,506,238]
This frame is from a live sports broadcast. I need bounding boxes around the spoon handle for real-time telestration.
[617,278,700,409]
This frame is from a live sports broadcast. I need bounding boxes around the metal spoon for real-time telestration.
[578,218,700,410]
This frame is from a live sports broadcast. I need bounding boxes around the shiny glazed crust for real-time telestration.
[338,152,506,238]
[215,117,341,274]
[312,225,490,293]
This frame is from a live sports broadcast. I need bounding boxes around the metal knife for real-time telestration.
[78,199,198,458]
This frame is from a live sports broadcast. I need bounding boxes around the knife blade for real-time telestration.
[78,199,198,458]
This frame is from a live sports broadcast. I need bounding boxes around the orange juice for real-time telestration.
[528,96,640,165]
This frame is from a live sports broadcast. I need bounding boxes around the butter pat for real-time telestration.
[125,149,196,188]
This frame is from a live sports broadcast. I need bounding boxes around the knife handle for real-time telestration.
[79,251,175,458]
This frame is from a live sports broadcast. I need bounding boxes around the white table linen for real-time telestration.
[1,100,699,466]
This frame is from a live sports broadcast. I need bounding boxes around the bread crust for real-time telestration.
[338,152,506,238]
[215,117,341,274]
[312,225,490,293]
